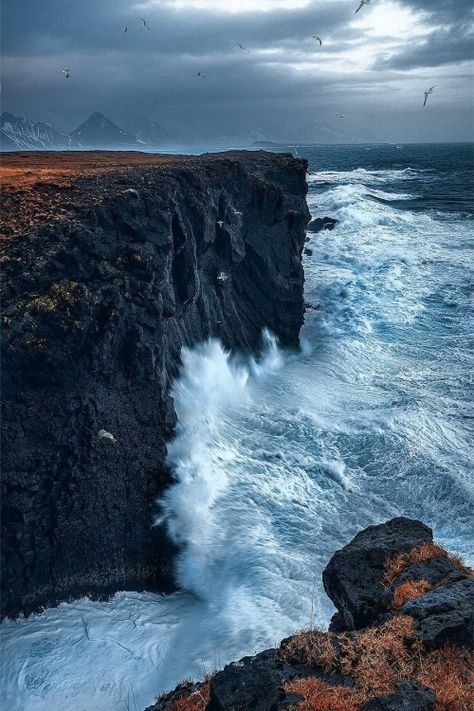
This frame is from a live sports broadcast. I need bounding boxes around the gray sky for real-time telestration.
[2,0,473,143]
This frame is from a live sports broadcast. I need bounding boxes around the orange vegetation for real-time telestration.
[383,543,448,586]
[391,579,432,609]
[419,646,474,711]
[285,677,357,711]
[283,616,473,710]
[280,628,337,673]
[164,680,210,711]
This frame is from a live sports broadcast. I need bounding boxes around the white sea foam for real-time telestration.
[2,153,472,711]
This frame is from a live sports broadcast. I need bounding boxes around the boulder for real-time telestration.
[322,518,433,630]
[361,682,435,711]
[402,578,474,649]
[307,217,338,233]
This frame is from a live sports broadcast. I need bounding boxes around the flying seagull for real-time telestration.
[197,72,207,79]
[312,36,322,46]
[217,220,224,228]
[98,429,117,446]
[236,42,250,52]
[355,0,371,13]
[140,17,151,30]
[423,85,436,107]
[333,112,344,118]
[123,25,128,33]
[61,67,70,79]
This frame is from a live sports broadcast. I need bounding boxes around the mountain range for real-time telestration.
[0,111,175,151]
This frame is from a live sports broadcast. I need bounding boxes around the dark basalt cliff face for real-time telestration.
[1,151,310,618]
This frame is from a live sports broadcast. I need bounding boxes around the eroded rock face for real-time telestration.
[322,517,433,631]
[1,151,310,618]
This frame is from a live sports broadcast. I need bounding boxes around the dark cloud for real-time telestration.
[1,0,473,143]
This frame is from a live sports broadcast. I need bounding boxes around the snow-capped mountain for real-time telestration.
[0,112,74,150]
[125,114,177,146]
[70,112,143,148]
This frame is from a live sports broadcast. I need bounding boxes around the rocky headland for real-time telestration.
[1,150,310,618]
[149,518,473,711]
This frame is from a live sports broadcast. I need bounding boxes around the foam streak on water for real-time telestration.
[1,143,473,711]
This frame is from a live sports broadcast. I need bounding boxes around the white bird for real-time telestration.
[236,42,250,52]
[333,112,344,118]
[140,17,151,31]
[355,0,371,13]
[423,85,436,107]
[61,67,70,79]
[217,271,229,282]
[98,429,117,446]
[197,72,207,79]
[217,220,224,228]
[312,35,322,46]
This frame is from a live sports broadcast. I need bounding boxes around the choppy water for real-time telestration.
[1,143,473,711]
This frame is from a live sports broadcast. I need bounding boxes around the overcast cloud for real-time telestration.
[1,0,473,143]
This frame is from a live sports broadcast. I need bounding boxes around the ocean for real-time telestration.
[1,143,473,711]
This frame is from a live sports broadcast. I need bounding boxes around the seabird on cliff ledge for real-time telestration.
[98,429,117,446]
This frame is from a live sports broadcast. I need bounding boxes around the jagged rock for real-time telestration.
[307,217,338,233]
[402,578,474,649]
[322,518,433,630]
[207,650,308,711]
[361,682,435,710]
[1,151,310,618]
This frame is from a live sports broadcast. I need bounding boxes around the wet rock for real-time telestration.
[304,248,313,255]
[361,681,435,710]
[1,151,310,618]
[322,518,433,630]
[402,578,474,649]
[307,217,338,233]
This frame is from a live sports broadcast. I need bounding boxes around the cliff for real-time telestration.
[149,518,474,711]
[0,150,310,618]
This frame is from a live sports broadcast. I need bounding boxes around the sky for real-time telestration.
[1,0,473,144]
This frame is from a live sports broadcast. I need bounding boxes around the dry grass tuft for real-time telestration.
[391,580,432,609]
[339,615,420,698]
[156,679,210,711]
[419,645,474,711]
[284,677,357,711]
[383,544,447,587]
[280,628,338,673]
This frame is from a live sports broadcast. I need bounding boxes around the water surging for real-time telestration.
[1,144,473,711]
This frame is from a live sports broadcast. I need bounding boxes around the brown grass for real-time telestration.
[280,628,338,673]
[419,646,474,711]
[159,679,210,711]
[284,677,357,711]
[282,617,473,711]
[383,544,448,587]
[391,580,432,609]
[339,616,421,698]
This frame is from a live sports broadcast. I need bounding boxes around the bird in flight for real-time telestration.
[333,112,344,118]
[123,25,128,33]
[61,67,70,79]
[197,72,207,79]
[312,36,322,46]
[355,0,371,13]
[217,220,224,228]
[236,42,250,52]
[423,85,436,107]
[98,429,117,446]
[140,17,151,30]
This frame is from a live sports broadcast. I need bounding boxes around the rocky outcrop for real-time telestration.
[306,216,338,233]
[149,518,473,711]
[1,151,310,618]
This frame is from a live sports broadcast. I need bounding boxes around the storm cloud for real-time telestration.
[1,0,473,144]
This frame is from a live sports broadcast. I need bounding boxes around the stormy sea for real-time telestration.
[1,143,473,711]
